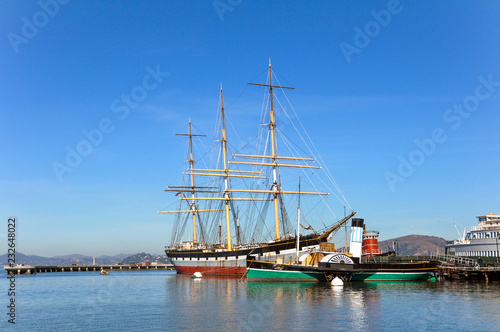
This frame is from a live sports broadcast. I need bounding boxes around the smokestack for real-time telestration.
[349,218,364,258]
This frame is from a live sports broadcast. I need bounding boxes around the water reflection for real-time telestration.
[169,278,465,331]
[165,274,249,331]
[245,282,384,330]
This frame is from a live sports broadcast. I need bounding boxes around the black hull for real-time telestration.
[165,233,326,260]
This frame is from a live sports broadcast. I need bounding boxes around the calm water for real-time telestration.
[1,268,500,331]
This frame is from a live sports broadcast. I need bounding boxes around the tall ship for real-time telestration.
[445,213,500,258]
[160,61,355,275]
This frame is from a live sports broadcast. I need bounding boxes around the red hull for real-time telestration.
[175,265,247,276]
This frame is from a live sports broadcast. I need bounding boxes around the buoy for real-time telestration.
[192,271,203,279]
[331,276,344,286]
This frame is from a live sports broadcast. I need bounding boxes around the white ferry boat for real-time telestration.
[445,213,500,257]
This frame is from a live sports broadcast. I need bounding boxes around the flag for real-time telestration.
[175,192,182,196]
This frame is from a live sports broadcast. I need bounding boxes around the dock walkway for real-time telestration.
[4,264,175,275]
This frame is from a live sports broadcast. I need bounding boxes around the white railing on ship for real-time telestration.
[164,243,264,251]
[477,222,500,229]
[252,253,299,264]
[468,222,500,231]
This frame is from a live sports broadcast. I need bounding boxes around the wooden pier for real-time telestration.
[431,254,500,281]
[438,265,500,281]
[4,264,175,275]
[358,255,500,282]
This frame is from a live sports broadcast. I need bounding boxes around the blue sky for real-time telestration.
[1,0,499,256]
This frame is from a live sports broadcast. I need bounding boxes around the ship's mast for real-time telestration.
[229,59,329,242]
[242,59,310,241]
[296,177,301,263]
[220,85,233,251]
[173,119,206,246]
[159,120,226,247]
[267,59,281,240]
[188,118,198,245]
[236,207,241,245]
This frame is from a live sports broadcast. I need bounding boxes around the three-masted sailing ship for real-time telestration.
[160,61,355,276]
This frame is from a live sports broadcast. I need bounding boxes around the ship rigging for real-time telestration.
[159,60,355,275]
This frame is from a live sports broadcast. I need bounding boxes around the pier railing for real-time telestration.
[429,254,478,267]
[360,255,436,264]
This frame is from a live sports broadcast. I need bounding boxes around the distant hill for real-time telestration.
[378,235,447,256]
[0,253,51,266]
[0,252,172,266]
[120,252,171,264]
[0,253,137,266]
